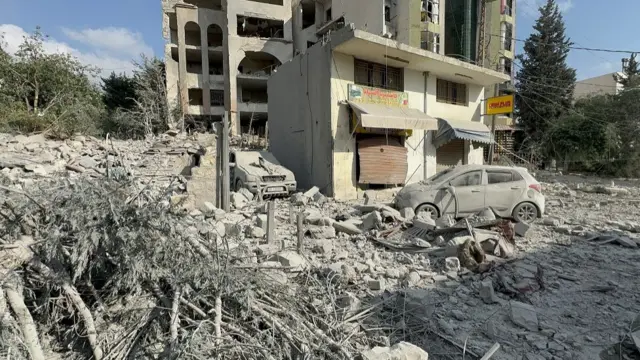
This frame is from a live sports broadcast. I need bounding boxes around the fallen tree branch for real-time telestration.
[3,281,46,360]
[30,259,103,360]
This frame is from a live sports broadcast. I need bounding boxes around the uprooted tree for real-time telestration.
[0,172,376,359]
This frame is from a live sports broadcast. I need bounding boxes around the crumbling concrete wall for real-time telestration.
[267,42,333,195]
[186,134,217,209]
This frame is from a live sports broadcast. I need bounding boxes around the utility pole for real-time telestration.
[221,112,230,211]
[215,122,223,208]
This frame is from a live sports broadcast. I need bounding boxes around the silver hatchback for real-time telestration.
[394,164,545,223]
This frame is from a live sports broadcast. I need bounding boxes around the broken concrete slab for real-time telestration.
[615,236,638,248]
[333,221,362,235]
[360,342,429,360]
[307,226,336,239]
[269,251,308,272]
[514,222,530,237]
[303,186,320,199]
[413,218,435,231]
[290,192,307,205]
[445,257,461,272]
[510,301,539,331]
[361,211,382,231]
[231,192,249,209]
[479,279,499,304]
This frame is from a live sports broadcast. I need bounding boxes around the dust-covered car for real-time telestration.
[394,164,545,223]
[229,150,297,197]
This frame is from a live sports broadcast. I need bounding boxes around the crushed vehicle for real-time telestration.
[229,150,297,197]
[394,164,545,223]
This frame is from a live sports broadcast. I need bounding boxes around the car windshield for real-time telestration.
[424,168,454,184]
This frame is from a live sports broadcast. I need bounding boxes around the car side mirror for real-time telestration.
[229,162,236,168]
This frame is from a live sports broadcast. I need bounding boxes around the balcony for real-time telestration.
[184,0,222,10]
[237,15,285,39]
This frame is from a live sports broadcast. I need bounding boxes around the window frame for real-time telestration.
[436,78,468,106]
[449,170,483,187]
[354,58,404,92]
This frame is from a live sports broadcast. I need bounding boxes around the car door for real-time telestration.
[484,169,526,216]
[446,170,486,216]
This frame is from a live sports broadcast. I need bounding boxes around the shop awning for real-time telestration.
[348,101,438,131]
[433,118,493,148]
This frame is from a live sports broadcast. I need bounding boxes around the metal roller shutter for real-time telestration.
[436,139,465,172]
[357,137,408,185]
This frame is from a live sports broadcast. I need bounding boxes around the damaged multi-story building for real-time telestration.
[267,0,516,199]
[162,0,294,135]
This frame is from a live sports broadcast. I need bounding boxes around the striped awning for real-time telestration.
[433,118,493,148]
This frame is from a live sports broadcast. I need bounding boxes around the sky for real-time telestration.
[0,0,639,80]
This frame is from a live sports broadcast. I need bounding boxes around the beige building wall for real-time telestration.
[574,72,623,100]
[328,51,485,200]
[162,0,294,134]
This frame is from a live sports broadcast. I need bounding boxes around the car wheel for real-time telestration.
[415,204,439,220]
[512,202,538,223]
[235,179,244,192]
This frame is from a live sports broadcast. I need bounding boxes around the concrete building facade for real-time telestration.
[162,0,294,135]
[291,0,517,163]
[574,72,625,100]
[268,26,509,200]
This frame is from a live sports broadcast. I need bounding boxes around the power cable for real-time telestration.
[486,33,640,54]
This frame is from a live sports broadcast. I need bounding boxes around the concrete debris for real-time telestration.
[303,186,320,199]
[361,210,383,231]
[413,218,436,231]
[444,257,461,272]
[307,226,337,239]
[399,207,415,221]
[333,221,362,235]
[509,301,539,331]
[514,221,530,237]
[360,342,429,360]
[269,251,308,272]
[290,192,308,205]
[479,279,498,304]
[231,192,249,209]
[368,278,386,291]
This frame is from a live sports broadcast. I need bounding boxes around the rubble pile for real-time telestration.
[2,134,640,359]
[0,132,206,192]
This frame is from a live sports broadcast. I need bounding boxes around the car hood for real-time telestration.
[397,182,434,196]
[238,163,295,179]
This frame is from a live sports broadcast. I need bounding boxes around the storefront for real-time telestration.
[347,84,438,187]
[433,118,493,172]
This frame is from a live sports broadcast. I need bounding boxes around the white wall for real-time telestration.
[268,43,334,193]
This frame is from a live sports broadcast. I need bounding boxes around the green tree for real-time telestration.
[101,72,136,112]
[614,53,640,89]
[0,27,104,135]
[515,0,576,158]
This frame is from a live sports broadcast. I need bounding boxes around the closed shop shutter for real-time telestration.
[436,139,465,172]
[357,137,408,185]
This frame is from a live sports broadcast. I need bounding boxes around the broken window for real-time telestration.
[207,24,223,47]
[500,57,512,75]
[188,88,204,106]
[237,16,285,39]
[210,90,224,106]
[384,5,391,22]
[184,21,201,46]
[436,79,467,106]
[420,31,440,53]
[326,7,332,21]
[237,51,281,76]
[354,59,404,92]
[502,0,513,16]
[301,0,316,28]
[500,22,513,51]
[421,0,439,24]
